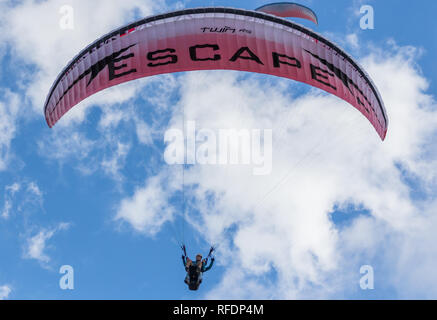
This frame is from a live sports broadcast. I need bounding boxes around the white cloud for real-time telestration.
[1,183,20,219]
[24,223,70,264]
[101,141,131,181]
[0,285,11,300]
[1,181,45,219]
[25,230,54,263]
[346,33,359,49]
[135,120,154,146]
[5,183,20,194]
[0,90,20,171]
[115,170,178,236]
[38,129,95,163]
[1,200,12,219]
[1,182,21,219]
[27,182,43,198]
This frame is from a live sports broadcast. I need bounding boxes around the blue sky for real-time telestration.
[1,0,437,299]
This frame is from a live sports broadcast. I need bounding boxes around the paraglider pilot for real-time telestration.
[181,245,215,290]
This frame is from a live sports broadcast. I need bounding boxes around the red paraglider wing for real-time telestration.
[44,8,387,140]
[255,2,318,24]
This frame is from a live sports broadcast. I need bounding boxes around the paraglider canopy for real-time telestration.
[255,2,318,24]
[44,7,387,140]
